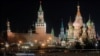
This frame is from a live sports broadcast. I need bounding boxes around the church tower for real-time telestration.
[67,17,74,42]
[7,19,14,42]
[51,28,56,44]
[35,1,46,34]
[73,3,83,39]
[51,28,55,36]
[59,20,66,40]
[67,16,73,39]
[81,23,87,39]
[87,15,96,39]
[7,19,12,37]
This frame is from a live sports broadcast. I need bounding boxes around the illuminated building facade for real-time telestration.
[6,1,54,46]
[66,4,97,46]
[5,1,97,48]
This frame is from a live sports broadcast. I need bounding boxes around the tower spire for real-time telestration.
[39,0,42,12]
[60,19,64,32]
[87,14,92,26]
[37,0,44,23]
[51,28,55,36]
[68,16,72,26]
[89,14,91,22]
[7,18,11,32]
[59,19,66,40]
[73,1,83,28]
[61,19,64,28]
[35,0,46,34]
[76,1,81,17]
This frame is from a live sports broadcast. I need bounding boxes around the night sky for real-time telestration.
[1,0,100,37]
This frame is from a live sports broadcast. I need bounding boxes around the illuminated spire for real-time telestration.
[7,19,11,32]
[73,2,83,28]
[37,0,44,23]
[76,1,81,15]
[51,28,54,36]
[35,0,46,34]
[76,1,81,16]
[60,19,64,34]
[61,19,64,31]
[39,1,42,12]
[61,20,64,28]
[59,20,66,40]
[87,14,92,26]
[68,16,72,26]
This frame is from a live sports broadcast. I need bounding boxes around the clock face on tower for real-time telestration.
[38,11,43,19]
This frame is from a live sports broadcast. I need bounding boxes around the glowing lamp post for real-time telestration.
[47,40,50,43]
[17,43,20,51]
[48,37,52,44]
[41,43,46,48]
[95,41,99,53]
[48,37,52,40]
[34,40,37,43]
[5,42,9,51]
[17,40,22,51]
[19,40,22,44]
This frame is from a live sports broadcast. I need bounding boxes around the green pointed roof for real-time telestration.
[91,21,94,26]
[68,16,72,26]
[61,20,64,28]
[51,28,54,36]
[38,1,43,12]
[86,15,92,26]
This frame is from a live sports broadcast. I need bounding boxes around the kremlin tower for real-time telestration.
[35,1,46,35]
[59,20,66,40]
[7,20,14,39]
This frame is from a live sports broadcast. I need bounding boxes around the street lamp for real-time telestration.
[41,43,46,48]
[48,37,52,44]
[17,43,20,51]
[4,42,9,56]
[19,40,22,44]
[34,40,37,43]
[48,37,52,40]
[95,41,99,53]
[5,42,9,51]
[17,40,22,51]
